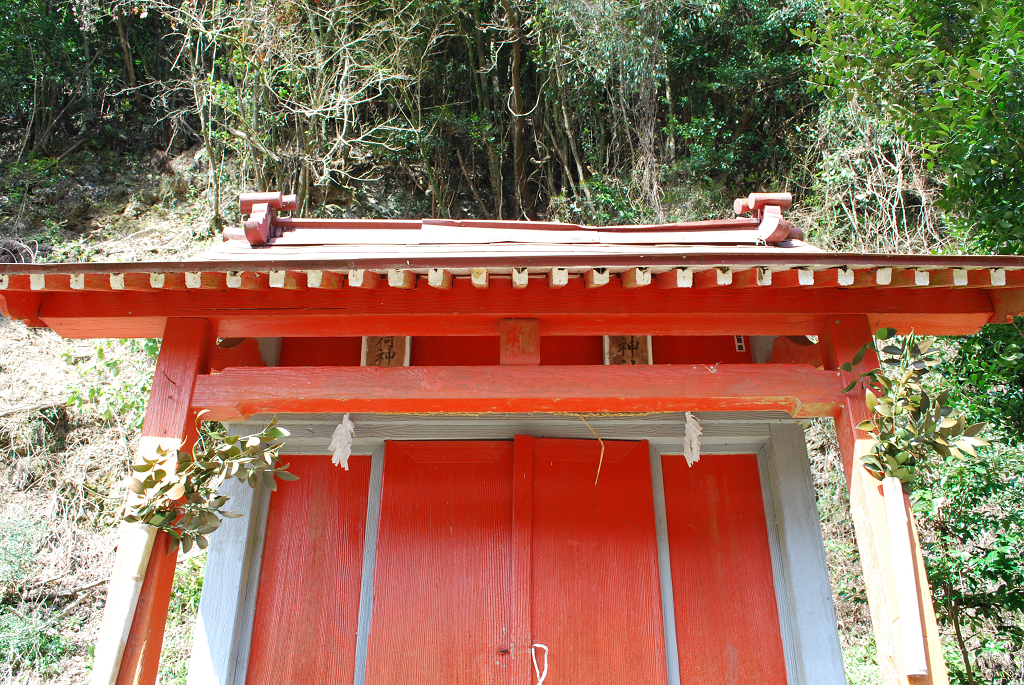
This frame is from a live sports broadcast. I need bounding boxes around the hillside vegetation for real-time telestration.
[0,0,1022,682]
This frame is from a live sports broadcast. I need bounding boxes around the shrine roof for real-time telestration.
[2,191,1023,340]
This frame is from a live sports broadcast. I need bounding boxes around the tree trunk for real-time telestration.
[499,0,534,219]
[116,13,144,109]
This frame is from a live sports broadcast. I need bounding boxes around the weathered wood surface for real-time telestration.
[186,476,262,685]
[364,442,514,685]
[93,318,211,685]
[10,278,999,339]
[663,452,787,684]
[499,319,540,365]
[765,423,846,684]
[192,364,846,419]
[246,455,372,685]
[361,336,409,367]
[821,315,947,685]
[604,335,652,364]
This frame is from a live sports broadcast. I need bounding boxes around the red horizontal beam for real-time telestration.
[10,280,996,338]
[192,364,846,420]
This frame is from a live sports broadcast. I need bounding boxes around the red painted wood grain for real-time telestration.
[25,277,997,339]
[511,436,534,685]
[364,441,515,685]
[529,439,668,685]
[279,336,362,366]
[119,318,211,685]
[246,455,371,685]
[652,335,753,364]
[662,453,787,685]
[115,531,178,685]
[191,363,847,420]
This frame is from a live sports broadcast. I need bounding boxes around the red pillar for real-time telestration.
[116,318,211,685]
[819,315,947,685]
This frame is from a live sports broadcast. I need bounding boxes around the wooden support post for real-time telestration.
[548,267,569,289]
[499,319,540,365]
[226,271,269,291]
[732,268,772,288]
[512,267,530,289]
[269,270,306,290]
[620,267,651,289]
[150,273,187,290]
[583,268,610,289]
[71,274,114,291]
[91,318,211,685]
[657,268,692,289]
[692,267,732,288]
[185,272,227,290]
[112,274,156,291]
[819,315,946,685]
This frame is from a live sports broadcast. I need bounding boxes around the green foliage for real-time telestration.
[64,339,160,430]
[942,323,1024,445]
[915,444,1024,683]
[914,324,1024,682]
[661,0,820,183]
[0,608,72,677]
[798,0,1024,254]
[548,175,655,225]
[0,514,70,678]
[158,551,206,685]
[124,417,294,554]
[0,515,38,592]
[842,639,884,685]
[843,329,988,484]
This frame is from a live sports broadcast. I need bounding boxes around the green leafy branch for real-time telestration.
[123,415,294,553]
[842,328,989,485]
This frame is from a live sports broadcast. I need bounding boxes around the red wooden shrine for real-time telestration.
[3,191,1021,685]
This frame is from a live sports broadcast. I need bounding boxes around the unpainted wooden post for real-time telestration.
[819,315,947,685]
[92,318,211,685]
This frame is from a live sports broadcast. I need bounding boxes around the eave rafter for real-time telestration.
[0,278,1004,338]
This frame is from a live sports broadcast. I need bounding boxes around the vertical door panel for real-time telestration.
[247,454,371,685]
[530,438,668,685]
[364,441,515,685]
[662,453,787,685]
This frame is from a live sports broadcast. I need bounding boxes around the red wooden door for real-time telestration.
[662,453,788,685]
[365,438,666,685]
[529,437,667,685]
[247,454,372,685]
[364,441,515,685]
[250,443,788,685]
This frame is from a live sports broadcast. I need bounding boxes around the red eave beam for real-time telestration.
[12,281,997,338]
[191,363,847,420]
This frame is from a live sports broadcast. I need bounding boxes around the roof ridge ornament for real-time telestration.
[234,190,804,247]
[733,192,800,243]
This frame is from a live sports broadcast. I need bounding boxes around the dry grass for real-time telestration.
[0,145,217,683]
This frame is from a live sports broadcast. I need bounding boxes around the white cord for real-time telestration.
[531,643,549,685]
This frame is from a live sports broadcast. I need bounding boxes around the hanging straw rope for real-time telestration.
[576,414,606,484]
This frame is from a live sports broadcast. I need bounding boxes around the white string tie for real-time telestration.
[531,643,549,685]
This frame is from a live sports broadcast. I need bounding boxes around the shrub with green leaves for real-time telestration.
[124,416,294,553]
[841,328,988,485]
